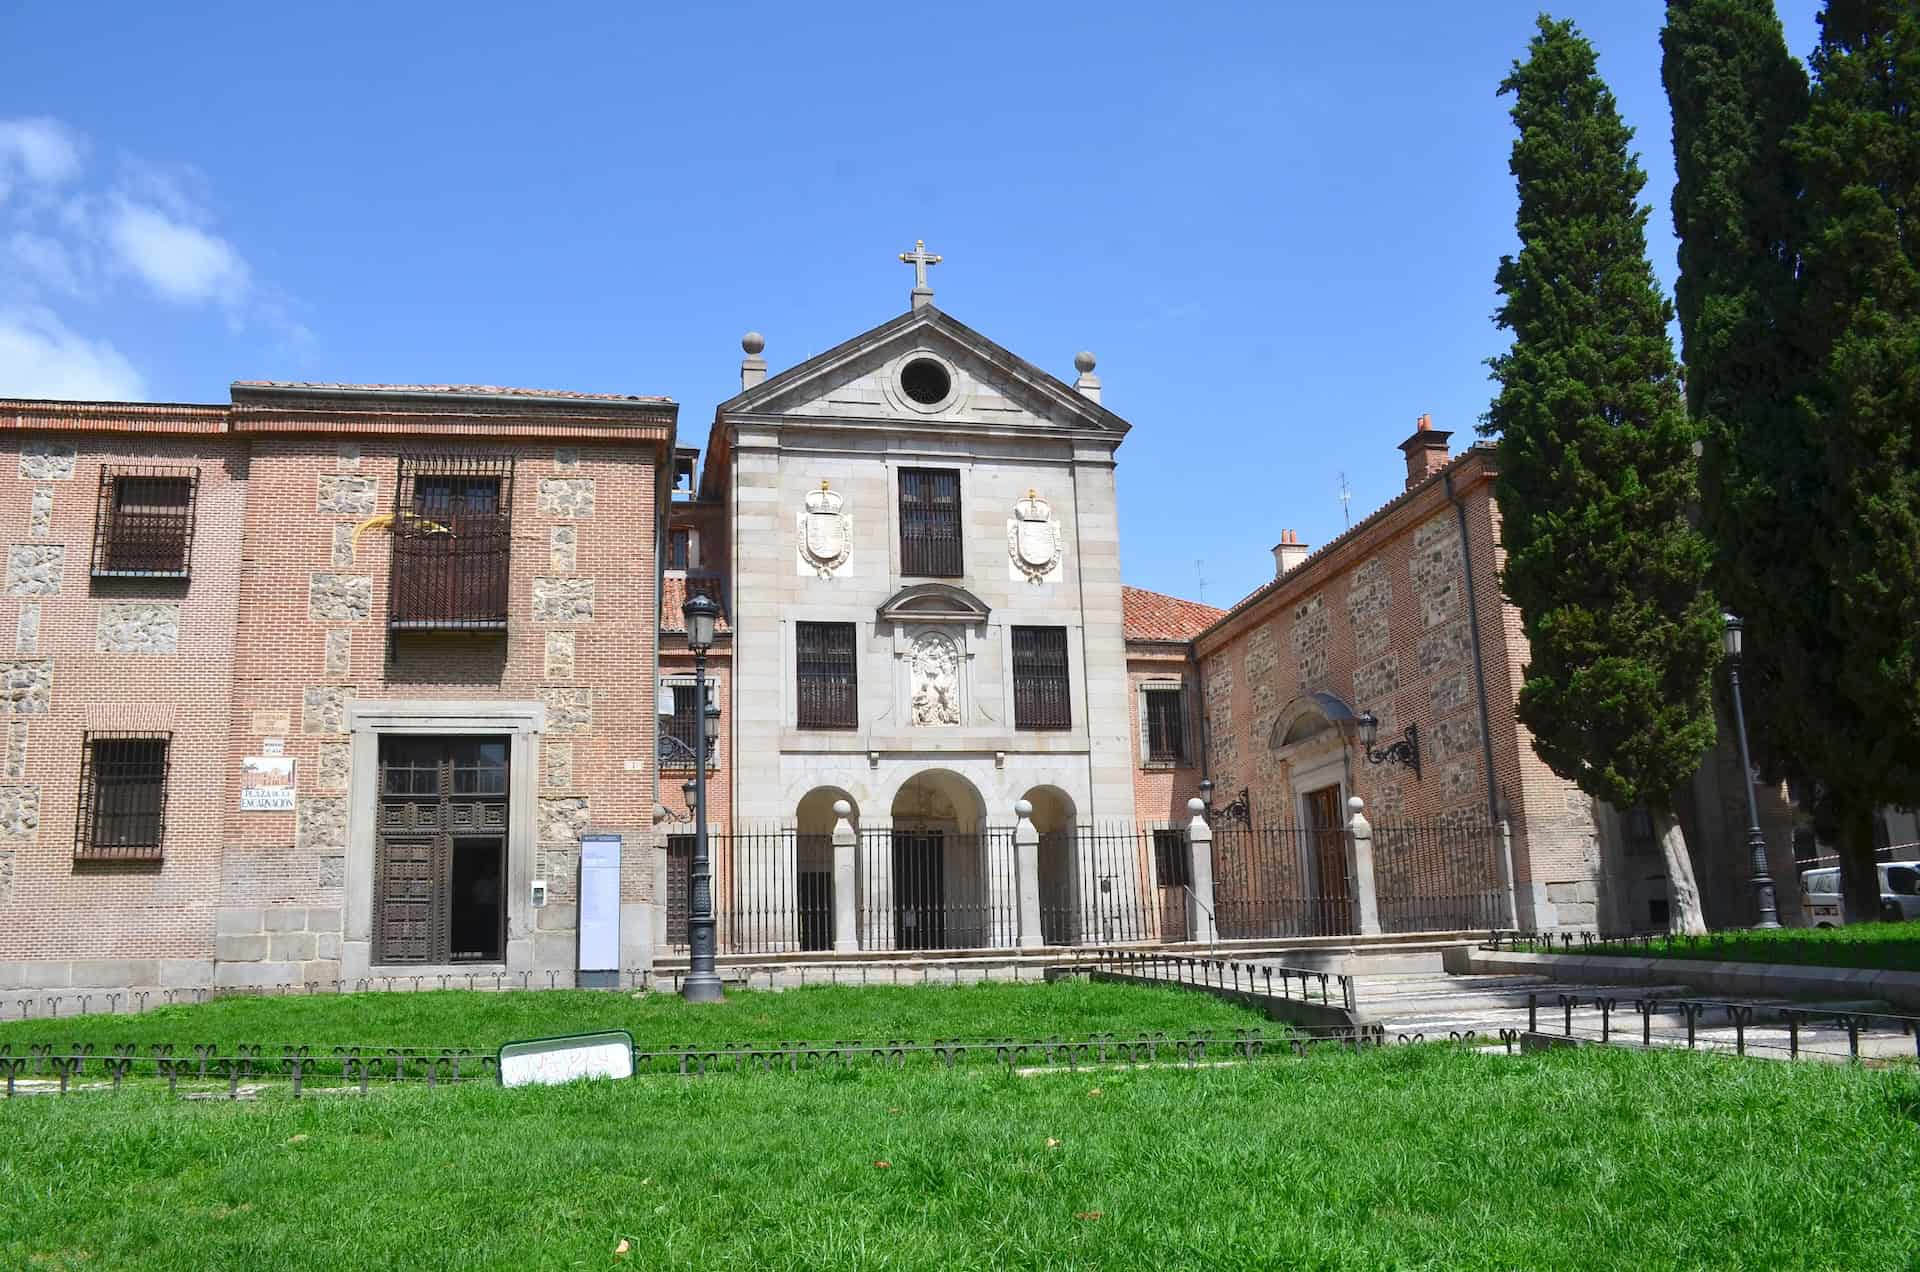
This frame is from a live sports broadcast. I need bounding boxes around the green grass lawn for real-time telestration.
[1530,921,1920,971]
[0,981,1273,1054]
[3,1044,1917,1269]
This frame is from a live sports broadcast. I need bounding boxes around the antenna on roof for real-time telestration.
[1338,471,1352,529]
[1195,559,1212,606]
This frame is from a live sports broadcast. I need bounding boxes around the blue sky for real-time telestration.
[2,1,1822,608]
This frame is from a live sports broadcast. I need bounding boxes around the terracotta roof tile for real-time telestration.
[661,574,731,634]
[1123,586,1225,642]
[234,380,673,404]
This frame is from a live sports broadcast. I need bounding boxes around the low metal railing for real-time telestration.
[1510,991,1920,1062]
[1090,947,1359,1014]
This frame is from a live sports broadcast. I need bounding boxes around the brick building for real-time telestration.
[1190,417,1802,933]
[0,383,678,996]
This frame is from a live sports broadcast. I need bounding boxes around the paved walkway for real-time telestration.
[1351,971,1918,1063]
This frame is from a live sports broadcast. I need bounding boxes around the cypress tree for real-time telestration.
[1661,0,1814,919]
[1482,15,1722,934]
[1786,0,1920,921]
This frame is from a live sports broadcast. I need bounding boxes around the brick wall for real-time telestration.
[0,421,246,983]
[1127,647,1204,825]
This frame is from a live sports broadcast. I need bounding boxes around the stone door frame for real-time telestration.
[341,699,544,980]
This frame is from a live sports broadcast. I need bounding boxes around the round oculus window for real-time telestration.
[899,357,952,406]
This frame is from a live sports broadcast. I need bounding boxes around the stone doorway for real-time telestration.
[374,735,508,964]
[1304,783,1354,933]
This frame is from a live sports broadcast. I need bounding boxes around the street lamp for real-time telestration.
[1196,777,1252,828]
[1357,710,1422,780]
[1723,613,1780,928]
[681,592,725,1001]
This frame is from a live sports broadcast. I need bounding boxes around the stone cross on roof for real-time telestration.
[899,239,941,310]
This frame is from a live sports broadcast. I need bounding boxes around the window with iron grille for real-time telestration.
[658,679,718,770]
[899,467,962,577]
[1012,625,1071,730]
[1153,828,1191,888]
[91,467,198,577]
[1145,686,1187,764]
[390,455,514,631]
[75,733,170,860]
[668,528,692,571]
[796,621,858,729]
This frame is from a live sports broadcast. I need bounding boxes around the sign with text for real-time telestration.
[498,1031,635,1088]
[239,755,296,811]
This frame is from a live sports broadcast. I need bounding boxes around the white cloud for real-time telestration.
[107,201,250,305]
[0,307,146,400]
[0,117,83,199]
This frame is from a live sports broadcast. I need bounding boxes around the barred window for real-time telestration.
[658,679,718,770]
[390,455,514,631]
[76,733,170,860]
[899,468,962,577]
[796,621,858,729]
[668,529,692,571]
[1012,625,1071,730]
[1153,828,1191,888]
[91,467,198,577]
[1145,686,1187,764]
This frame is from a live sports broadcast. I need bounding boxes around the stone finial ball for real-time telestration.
[832,799,851,818]
[1073,349,1097,374]
[1187,797,1205,815]
[1014,799,1034,819]
[742,331,766,355]
[1348,796,1365,813]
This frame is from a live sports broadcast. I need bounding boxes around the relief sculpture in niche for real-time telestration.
[1007,489,1062,584]
[797,481,852,579]
[910,631,962,726]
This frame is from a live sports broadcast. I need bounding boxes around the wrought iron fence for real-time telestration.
[1036,824,1178,946]
[856,827,1018,952]
[1211,825,1357,939]
[1371,818,1508,933]
[1508,991,1920,1064]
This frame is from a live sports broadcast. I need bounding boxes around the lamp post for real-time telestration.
[1723,613,1780,929]
[681,592,725,1001]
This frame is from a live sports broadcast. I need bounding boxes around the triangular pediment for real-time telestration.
[876,583,992,625]
[717,306,1129,435]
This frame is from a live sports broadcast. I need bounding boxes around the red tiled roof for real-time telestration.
[1123,586,1225,642]
[660,574,731,634]
[234,380,673,404]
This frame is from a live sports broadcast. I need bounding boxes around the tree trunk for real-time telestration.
[1837,802,1882,925]
[1651,801,1708,935]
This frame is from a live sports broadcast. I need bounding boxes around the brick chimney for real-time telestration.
[1271,528,1310,577]
[1397,413,1452,490]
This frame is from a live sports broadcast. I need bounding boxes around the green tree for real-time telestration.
[1483,15,1723,933]
[1661,0,1813,919]
[1784,0,1920,921]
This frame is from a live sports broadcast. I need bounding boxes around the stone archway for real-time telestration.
[1023,785,1079,944]
[886,770,992,950]
[792,788,858,952]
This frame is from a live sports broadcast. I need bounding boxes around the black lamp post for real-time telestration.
[1723,613,1780,928]
[1197,778,1252,828]
[1357,710,1421,780]
[681,592,725,1001]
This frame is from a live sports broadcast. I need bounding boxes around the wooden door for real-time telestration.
[1304,785,1354,934]
[375,736,509,964]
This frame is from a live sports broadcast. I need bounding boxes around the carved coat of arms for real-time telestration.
[798,481,852,579]
[1007,489,1062,584]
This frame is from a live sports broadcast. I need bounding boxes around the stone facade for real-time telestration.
[96,602,180,653]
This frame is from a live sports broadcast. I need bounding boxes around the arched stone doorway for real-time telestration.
[1259,691,1359,935]
[886,770,993,950]
[793,788,858,952]
[1023,785,1079,945]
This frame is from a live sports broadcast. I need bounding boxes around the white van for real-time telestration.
[1799,863,1920,926]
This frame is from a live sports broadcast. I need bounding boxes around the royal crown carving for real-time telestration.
[1007,488,1063,584]
[797,480,852,579]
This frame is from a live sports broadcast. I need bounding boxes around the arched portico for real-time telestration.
[873,770,1003,950]
[790,787,859,951]
[1023,784,1079,944]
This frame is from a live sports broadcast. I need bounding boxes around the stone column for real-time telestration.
[1496,818,1520,931]
[1014,800,1044,949]
[1184,799,1217,944]
[832,800,860,953]
[1347,797,1382,937]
